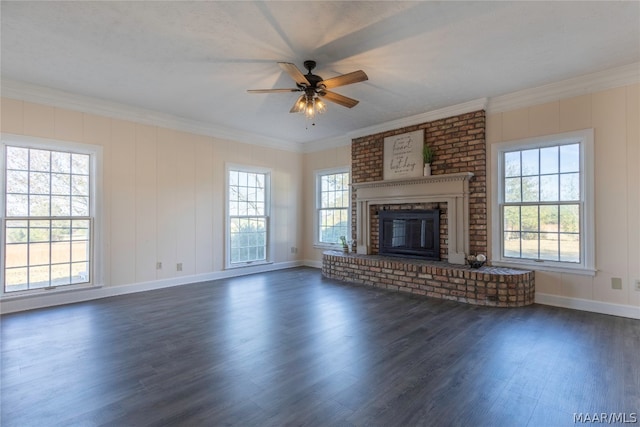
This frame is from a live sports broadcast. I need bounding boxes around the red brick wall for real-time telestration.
[351,110,487,257]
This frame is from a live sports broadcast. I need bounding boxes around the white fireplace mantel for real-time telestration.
[352,172,474,265]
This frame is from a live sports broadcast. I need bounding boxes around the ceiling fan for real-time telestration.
[247,60,368,118]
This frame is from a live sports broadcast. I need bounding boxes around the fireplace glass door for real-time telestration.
[379,210,440,260]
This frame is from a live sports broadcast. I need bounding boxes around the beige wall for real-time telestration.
[2,82,638,312]
[487,84,640,308]
[1,98,304,289]
[301,144,351,264]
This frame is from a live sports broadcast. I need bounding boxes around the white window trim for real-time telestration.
[224,163,272,270]
[490,128,596,276]
[1,133,104,298]
[313,166,351,249]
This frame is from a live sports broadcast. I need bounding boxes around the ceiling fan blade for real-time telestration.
[278,62,310,86]
[247,88,300,93]
[320,70,368,89]
[290,95,305,113]
[321,90,359,108]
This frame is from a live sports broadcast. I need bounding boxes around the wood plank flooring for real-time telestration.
[1,267,639,426]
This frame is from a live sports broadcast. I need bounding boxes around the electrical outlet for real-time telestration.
[291,247,298,254]
[635,279,640,292]
[177,263,183,272]
[156,262,162,270]
[611,277,622,290]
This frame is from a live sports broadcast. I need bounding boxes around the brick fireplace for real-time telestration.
[322,109,535,307]
[350,110,488,257]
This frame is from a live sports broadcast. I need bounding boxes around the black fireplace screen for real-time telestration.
[379,210,440,260]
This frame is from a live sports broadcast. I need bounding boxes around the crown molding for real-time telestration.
[0,79,301,153]
[301,98,488,153]
[3,62,638,155]
[487,62,640,114]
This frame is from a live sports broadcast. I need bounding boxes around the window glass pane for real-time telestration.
[559,204,580,233]
[29,195,50,216]
[29,242,50,266]
[539,233,559,261]
[560,173,580,201]
[72,196,90,216]
[30,172,50,194]
[560,144,580,173]
[504,152,520,177]
[30,149,50,172]
[51,196,71,216]
[6,221,28,243]
[7,194,28,216]
[6,170,28,194]
[521,206,539,232]
[51,264,71,286]
[6,146,29,170]
[560,234,580,263]
[72,241,89,262]
[540,146,559,174]
[51,173,71,195]
[5,267,28,291]
[72,175,89,196]
[521,232,539,259]
[72,153,90,175]
[229,170,238,186]
[52,242,71,264]
[540,205,559,233]
[503,206,520,231]
[522,176,539,202]
[505,177,521,202]
[503,231,521,258]
[521,149,539,176]
[5,243,28,268]
[71,262,90,284]
[51,151,71,173]
[29,224,50,243]
[540,175,559,201]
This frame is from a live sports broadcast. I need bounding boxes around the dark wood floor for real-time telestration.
[1,267,639,427]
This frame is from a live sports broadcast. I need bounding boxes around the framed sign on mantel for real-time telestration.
[383,129,424,180]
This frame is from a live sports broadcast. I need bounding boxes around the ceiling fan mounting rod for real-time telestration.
[303,60,316,73]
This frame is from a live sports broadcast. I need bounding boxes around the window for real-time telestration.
[2,139,99,293]
[491,129,595,274]
[315,169,350,246]
[226,167,270,267]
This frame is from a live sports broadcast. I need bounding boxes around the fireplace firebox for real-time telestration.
[379,210,440,260]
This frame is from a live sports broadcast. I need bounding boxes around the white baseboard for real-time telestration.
[302,259,323,269]
[5,266,637,320]
[535,292,640,319]
[0,261,304,314]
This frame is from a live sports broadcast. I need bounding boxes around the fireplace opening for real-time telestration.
[379,210,440,260]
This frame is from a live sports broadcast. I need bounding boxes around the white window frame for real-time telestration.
[313,167,351,249]
[225,163,272,269]
[490,128,595,275]
[1,134,103,298]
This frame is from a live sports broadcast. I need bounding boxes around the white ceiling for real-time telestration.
[2,1,639,148]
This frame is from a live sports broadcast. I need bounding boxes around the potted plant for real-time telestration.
[339,236,349,253]
[422,144,434,176]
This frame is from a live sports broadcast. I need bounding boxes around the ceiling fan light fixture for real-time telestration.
[248,60,368,122]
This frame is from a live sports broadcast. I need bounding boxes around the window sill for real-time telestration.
[0,283,102,301]
[491,260,597,276]
[314,243,344,250]
[225,260,273,270]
